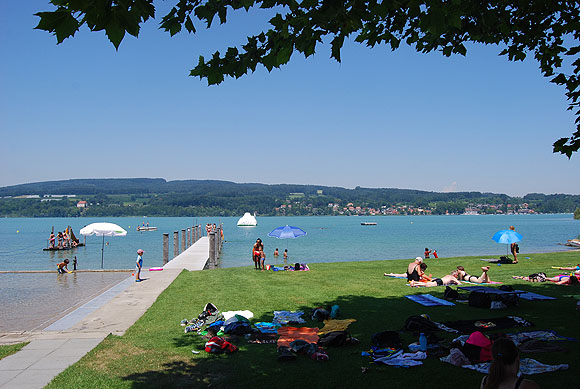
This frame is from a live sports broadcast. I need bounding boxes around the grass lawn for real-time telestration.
[0,342,28,360]
[47,251,580,388]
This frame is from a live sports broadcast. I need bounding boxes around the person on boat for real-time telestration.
[480,338,539,389]
[62,230,70,248]
[424,248,432,259]
[57,232,63,249]
[57,259,71,274]
[453,266,492,283]
[49,232,56,249]
[509,226,519,263]
[135,249,144,282]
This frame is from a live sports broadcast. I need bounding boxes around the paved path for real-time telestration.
[0,237,210,389]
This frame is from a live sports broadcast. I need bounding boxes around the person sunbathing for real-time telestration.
[453,266,492,283]
[385,263,432,282]
[555,264,580,272]
[513,273,579,285]
[409,274,460,287]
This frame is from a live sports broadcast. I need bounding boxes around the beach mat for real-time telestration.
[405,294,455,307]
[480,258,514,264]
[515,291,556,301]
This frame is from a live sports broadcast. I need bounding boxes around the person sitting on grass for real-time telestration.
[481,338,539,389]
[453,266,492,283]
[410,274,461,287]
[403,257,425,282]
[513,273,579,285]
[57,259,71,274]
[385,263,432,282]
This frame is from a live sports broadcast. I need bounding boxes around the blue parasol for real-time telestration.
[268,225,307,239]
[492,229,522,258]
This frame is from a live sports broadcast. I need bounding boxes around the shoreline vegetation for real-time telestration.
[0,179,579,218]
[30,251,580,388]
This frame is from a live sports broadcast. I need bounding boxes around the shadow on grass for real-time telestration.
[118,286,580,389]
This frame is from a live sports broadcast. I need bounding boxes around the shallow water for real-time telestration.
[0,271,130,332]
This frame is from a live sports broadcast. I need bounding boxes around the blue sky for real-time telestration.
[1,2,578,197]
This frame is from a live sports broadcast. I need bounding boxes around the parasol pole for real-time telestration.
[101,235,105,269]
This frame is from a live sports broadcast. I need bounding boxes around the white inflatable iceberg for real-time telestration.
[237,212,257,226]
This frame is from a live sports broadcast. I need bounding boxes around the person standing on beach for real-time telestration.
[252,239,263,270]
[509,226,519,263]
[135,249,144,282]
[424,248,432,259]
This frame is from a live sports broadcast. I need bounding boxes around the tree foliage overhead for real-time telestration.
[36,0,580,156]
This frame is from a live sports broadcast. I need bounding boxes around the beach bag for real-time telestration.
[499,256,513,264]
[528,272,547,282]
[468,291,491,309]
[319,331,352,347]
[371,331,402,348]
[444,286,459,300]
[311,307,330,322]
[462,331,493,362]
[404,315,440,333]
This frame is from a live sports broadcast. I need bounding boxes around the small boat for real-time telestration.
[43,244,84,251]
[237,212,257,226]
[44,225,85,251]
[361,222,377,226]
[137,226,158,231]
[567,239,580,248]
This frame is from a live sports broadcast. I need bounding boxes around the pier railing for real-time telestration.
[162,223,223,269]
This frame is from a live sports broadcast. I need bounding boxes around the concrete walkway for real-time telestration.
[0,237,210,389]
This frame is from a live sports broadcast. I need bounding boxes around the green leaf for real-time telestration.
[105,19,126,50]
[35,10,80,44]
[185,16,196,33]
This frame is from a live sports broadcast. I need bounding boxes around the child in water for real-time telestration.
[57,259,71,274]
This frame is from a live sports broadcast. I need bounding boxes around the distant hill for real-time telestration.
[0,178,578,217]
[0,178,503,201]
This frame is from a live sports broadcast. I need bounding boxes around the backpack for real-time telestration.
[404,315,440,333]
[311,308,330,322]
[318,331,352,347]
[371,331,402,348]
[462,331,493,362]
[468,291,492,308]
[444,286,459,300]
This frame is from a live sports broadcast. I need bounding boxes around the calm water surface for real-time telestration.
[1,215,577,332]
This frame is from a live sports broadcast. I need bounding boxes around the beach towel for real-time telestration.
[443,316,534,334]
[318,319,356,335]
[446,357,568,375]
[461,280,503,285]
[374,350,427,367]
[515,291,556,301]
[222,310,254,320]
[273,310,305,325]
[254,322,280,334]
[277,326,319,348]
[405,294,456,307]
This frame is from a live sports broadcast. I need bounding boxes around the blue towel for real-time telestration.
[405,294,455,307]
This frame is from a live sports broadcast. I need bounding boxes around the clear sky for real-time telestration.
[1,2,578,197]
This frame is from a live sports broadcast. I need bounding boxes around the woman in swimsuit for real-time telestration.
[509,226,519,263]
[480,338,538,389]
[410,274,460,287]
[385,263,432,281]
[513,273,579,285]
[49,232,55,248]
[405,257,424,281]
[454,266,492,283]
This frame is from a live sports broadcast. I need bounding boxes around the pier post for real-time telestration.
[209,231,216,269]
[173,231,179,258]
[187,228,191,247]
[181,229,186,252]
[192,226,195,243]
[163,233,169,265]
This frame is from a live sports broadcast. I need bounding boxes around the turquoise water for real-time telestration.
[0,215,577,271]
[1,214,578,332]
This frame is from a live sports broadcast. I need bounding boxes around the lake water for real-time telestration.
[1,214,578,332]
[0,215,577,271]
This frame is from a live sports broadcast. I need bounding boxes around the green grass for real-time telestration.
[0,342,29,360]
[47,252,580,388]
